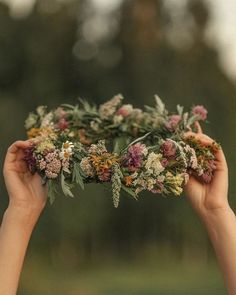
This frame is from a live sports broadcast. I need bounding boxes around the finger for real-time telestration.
[213,146,228,168]
[183,132,214,145]
[5,140,33,163]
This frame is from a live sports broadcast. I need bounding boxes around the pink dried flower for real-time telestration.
[207,159,217,170]
[201,171,213,183]
[80,157,95,177]
[57,118,69,130]
[151,181,164,194]
[55,107,66,118]
[98,168,111,182]
[116,104,133,117]
[124,143,148,172]
[39,159,47,170]
[128,143,148,157]
[45,151,58,162]
[45,158,62,179]
[192,105,208,121]
[161,158,169,167]
[165,115,181,132]
[45,170,59,179]
[24,146,37,173]
[161,140,176,157]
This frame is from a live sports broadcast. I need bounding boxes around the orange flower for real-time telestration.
[27,128,41,138]
[90,153,119,173]
[124,176,133,187]
[78,129,92,145]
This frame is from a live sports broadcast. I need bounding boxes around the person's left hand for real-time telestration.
[3,140,47,214]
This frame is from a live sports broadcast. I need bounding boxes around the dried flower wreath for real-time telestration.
[24,94,219,207]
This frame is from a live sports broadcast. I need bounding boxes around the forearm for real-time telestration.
[200,206,236,295]
[0,205,40,295]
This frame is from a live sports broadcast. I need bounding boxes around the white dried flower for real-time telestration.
[80,157,95,177]
[60,141,74,160]
[113,115,124,124]
[145,152,164,176]
[25,113,38,130]
[41,112,54,127]
[98,94,123,120]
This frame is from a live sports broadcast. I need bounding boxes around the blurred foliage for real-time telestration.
[0,0,236,292]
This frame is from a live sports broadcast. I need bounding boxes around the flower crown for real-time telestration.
[24,94,219,207]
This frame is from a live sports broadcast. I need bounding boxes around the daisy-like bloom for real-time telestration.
[165,115,181,132]
[191,105,208,121]
[60,141,74,160]
[98,94,123,120]
[145,152,164,176]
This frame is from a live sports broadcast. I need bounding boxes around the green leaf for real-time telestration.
[61,173,74,198]
[78,98,97,114]
[72,162,85,190]
[113,137,130,154]
[47,179,59,205]
[122,132,152,153]
[177,104,184,116]
[61,103,75,109]
[187,114,200,128]
[121,184,138,200]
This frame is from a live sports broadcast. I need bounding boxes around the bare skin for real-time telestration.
[0,140,47,295]
[184,122,236,295]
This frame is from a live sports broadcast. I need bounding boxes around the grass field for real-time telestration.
[18,254,226,295]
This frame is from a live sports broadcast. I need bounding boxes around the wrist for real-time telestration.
[199,205,234,228]
[5,201,43,229]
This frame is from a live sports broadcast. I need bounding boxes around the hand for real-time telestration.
[183,123,229,218]
[3,140,47,214]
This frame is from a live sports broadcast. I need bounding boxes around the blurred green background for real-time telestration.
[0,0,236,294]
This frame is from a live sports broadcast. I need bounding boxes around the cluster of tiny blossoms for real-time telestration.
[25,139,75,180]
[23,94,219,206]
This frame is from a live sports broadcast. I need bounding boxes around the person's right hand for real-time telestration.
[183,126,229,218]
